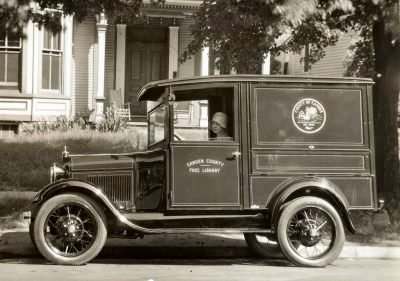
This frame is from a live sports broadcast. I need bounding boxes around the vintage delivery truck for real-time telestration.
[22,75,386,267]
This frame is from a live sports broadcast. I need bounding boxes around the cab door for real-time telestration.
[168,84,241,210]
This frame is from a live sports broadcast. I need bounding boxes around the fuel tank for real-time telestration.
[65,149,165,212]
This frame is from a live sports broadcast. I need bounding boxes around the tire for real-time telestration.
[277,196,345,267]
[244,233,284,259]
[33,193,107,265]
[29,221,38,250]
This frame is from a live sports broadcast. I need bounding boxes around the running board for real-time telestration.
[115,213,270,234]
[94,191,271,235]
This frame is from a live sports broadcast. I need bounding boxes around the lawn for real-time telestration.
[0,128,146,191]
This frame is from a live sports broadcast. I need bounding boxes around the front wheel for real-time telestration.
[33,193,107,265]
[277,197,345,267]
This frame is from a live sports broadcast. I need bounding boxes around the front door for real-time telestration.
[125,43,168,118]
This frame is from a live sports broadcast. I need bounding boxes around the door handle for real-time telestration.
[232,151,241,158]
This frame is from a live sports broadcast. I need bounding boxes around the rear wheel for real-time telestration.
[277,196,345,267]
[34,193,107,265]
[244,233,284,258]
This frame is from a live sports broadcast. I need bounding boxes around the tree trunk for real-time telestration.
[372,21,400,198]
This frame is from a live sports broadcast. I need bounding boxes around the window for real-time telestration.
[42,13,62,92]
[148,106,166,145]
[174,100,209,141]
[173,87,235,142]
[0,33,21,89]
[0,123,18,139]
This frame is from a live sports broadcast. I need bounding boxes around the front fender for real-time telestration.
[30,179,170,234]
[266,177,356,235]
[32,179,103,204]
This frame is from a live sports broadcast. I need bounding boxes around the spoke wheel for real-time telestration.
[277,197,345,267]
[34,194,107,265]
[244,233,284,259]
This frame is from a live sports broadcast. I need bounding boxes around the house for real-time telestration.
[273,32,356,77]
[0,0,353,138]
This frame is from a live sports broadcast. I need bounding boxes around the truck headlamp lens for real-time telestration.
[50,163,68,183]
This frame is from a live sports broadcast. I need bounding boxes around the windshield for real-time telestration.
[148,105,166,145]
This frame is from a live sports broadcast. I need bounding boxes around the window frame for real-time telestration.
[40,10,64,94]
[0,33,22,88]
[170,83,239,144]
[148,102,168,147]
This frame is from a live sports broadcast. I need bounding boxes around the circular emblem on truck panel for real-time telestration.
[292,98,326,133]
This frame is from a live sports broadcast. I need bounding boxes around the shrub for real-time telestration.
[21,112,91,134]
[96,103,129,132]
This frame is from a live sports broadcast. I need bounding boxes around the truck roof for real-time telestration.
[137,74,374,101]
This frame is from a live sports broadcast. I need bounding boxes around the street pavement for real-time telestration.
[0,258,399,281]
[1,216,400,260]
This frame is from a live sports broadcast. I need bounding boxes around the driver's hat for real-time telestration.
[210,112,228,129]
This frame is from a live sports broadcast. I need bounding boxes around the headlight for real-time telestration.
[50,163,69,183]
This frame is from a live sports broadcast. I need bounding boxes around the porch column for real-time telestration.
[201,47,209,76]
[63,15,73,97]
[262,52,271,75]
[95,13,108,119]
[32,21,40,95]
[22,19,34,94]
[116,24,127,97]
[169,26,179,79]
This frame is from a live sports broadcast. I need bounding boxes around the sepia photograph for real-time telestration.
[0,0,399,280]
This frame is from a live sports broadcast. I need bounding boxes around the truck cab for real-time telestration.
[25,75,383,267]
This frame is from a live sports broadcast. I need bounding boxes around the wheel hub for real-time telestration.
[298,219,322,247]
[56,215,84,243]
[67,225,76,234]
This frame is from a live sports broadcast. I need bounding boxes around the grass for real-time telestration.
[347,207,400,246]
[0,196,32,218]
[0,128,147,191]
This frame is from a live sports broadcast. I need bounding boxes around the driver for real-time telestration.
[210,112,233,141]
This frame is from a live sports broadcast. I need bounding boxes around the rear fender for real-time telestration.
[266,177,356,235]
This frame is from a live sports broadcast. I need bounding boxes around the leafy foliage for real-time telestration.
[0,0,164,36]
[270,58,283,74]
[95,103,129,133]
[343,28,376,78]
[180,0,352,73]
[21,112,91,134]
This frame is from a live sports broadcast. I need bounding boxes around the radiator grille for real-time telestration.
[87,173,132,202]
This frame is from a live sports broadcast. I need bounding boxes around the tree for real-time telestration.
[181,0,400,197]
[0,0,163,36]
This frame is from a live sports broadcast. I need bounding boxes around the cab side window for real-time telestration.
[172,87,235,142]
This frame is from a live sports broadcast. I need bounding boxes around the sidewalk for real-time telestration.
[1,217,400,260]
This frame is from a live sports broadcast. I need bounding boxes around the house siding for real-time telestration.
[294,32,355,77]
[178,16,196,78]
[72,14,95,115]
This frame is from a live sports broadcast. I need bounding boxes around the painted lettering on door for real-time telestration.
[187,159,225,173]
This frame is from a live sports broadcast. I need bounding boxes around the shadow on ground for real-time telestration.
[0,257,294,267]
